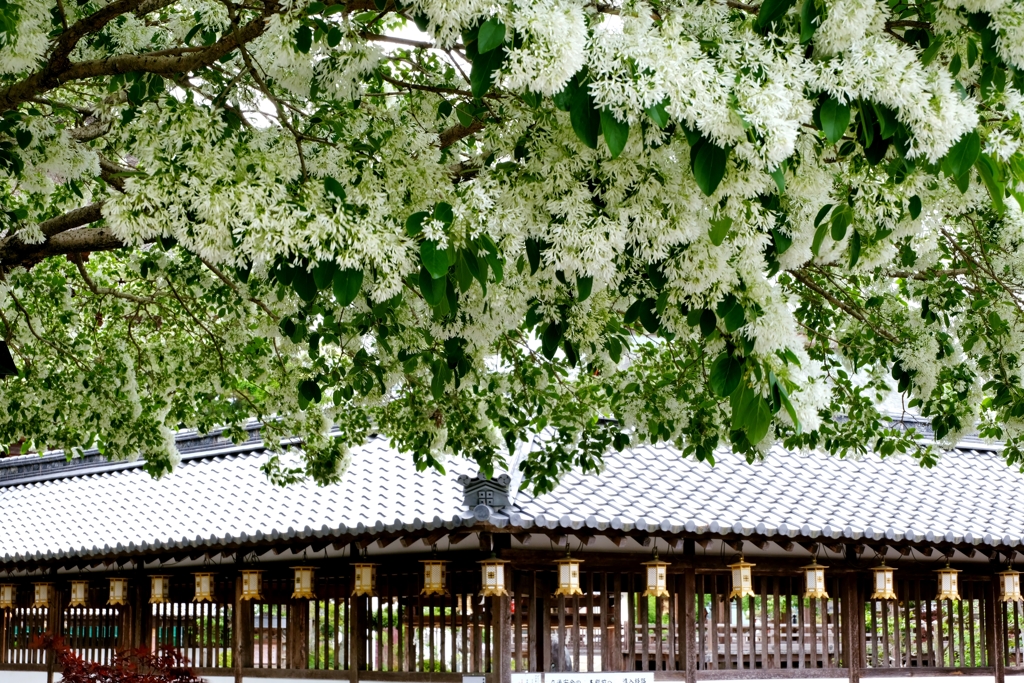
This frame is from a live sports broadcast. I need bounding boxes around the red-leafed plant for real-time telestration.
[33,634,203,683]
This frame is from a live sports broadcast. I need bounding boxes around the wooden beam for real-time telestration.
[512,532,532,545]
[750,539,769,550]
[448,532,470,545]
[684,566,697,683]
[424,529,449,547]
[775,541,794,552]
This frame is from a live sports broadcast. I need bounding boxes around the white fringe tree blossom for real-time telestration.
[1,0,1023,491]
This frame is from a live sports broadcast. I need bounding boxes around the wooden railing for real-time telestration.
[0,564,1020,680]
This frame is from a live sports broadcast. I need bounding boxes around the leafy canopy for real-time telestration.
[1,0,1023,491]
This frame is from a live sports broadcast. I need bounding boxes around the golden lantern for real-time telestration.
[240,570,263,601]
[32,583,52,609]
[193,573,216,603]
[728,557,755,600]
[642,551,670,598]
[936,562,960,601]
[108,578,129,606]
[553,551,583,597]
[421,560,448,596]
[998,569,1022,603]
[479,555,509,597]
[0,584,15,610]
[870,561,897,601]
[292,566,316,599]
[149,575,171,604]
[803,558,829,600]
[69,580,89,608]
[351,563,376,597]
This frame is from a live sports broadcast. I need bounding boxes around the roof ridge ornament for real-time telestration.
[458,471,512,510]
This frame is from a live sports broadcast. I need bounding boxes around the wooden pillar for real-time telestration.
[493,595,512,683]
[234,570,254,683]
[288,597,309,669]
[46,578,64,683]
[132,572,151,652]
[841,573,861,683]
[987,574,1005,683]
[684,567,697,683]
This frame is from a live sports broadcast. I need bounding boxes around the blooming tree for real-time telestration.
[0,0,1023,491]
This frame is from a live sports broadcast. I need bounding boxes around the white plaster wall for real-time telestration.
[0,672,49,683]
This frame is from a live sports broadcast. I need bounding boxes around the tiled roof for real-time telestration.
[1,429,1022,564]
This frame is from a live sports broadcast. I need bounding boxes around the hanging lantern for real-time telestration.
[803,558,829,600]
[421,560,448,596]
[870,561,897,601]
[642,551,670,598]
[0,584,16,610]
[108,578,129,606]
[32,583,52,609]
[728,557,755,600]
[351,564,376,597]
[193,573,216,603]
[553,550,583,597]
[149,575,171,604]
[241,570,264,601]
[292,567,316,599]
[936,562,960,601]
[69,580,89,608]
[479,555,509,597]
[999,569,1022,603]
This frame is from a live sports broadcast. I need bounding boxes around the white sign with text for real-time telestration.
[542,673,654,683]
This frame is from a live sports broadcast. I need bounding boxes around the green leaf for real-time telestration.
[313,261,337,289]
[710,353,743,398]
[420,240,449,279]
[525,238,542,275]
[419,267,446,306]
[976,153,1006,214]
[768,166,786,194]
[327,26,342,47]
[647,99,670,128]
[600,108,629,159]
[945,131,980,180]
[434,201,454,227]
[577,276,593,302]
[430,361,449,400]
[716,294,746,333]
[830,205,852,241]
[624,298,648,325]
[709,216,733,246]
[772,228,792,255]
[811,222,830,256]
[478,17,506,53]
[15,129,31,150]
[690,137,729,196]
[909,195,922,219]
[607,337,622,364]
[295,25,313,54]
[455,253,474,292]
[819,98,851,144]
[298,378,322,404]
[324,176,345,200]
[699,309,717,337]
[569,76,600,149]
[333,268,363,306]
[799,0,820,43]
[920,36,943,66]
[437,100,453,119]
[406,211,429,237]
[757,0,795,30]
[469,45,504,98]
[848,229,861,268]
[541,322,563,360]
[813,204,833,228]
[746,395,772,443]
[292,268,318,302]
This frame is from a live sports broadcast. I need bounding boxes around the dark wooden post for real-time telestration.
[46,579,65,683]
[494,594,512,683]
[132,571,151,652]
[987,574,1005,683]
[841,573,861,683]
[684,567,697,683]
[234,569,254,683]
[289,597,309,669]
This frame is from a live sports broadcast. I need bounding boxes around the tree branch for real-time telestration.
[791,269,897,344]
[70,252,157,304]
[439,120,484,149]
[198,255,279,321]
